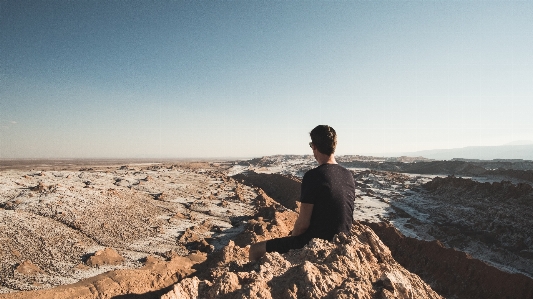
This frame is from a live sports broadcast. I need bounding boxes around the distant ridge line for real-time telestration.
[401,144,533,160]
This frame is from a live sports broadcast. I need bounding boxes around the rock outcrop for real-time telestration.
[163,224,442,299]
[424,175,533,200]
[367,222,533,299]
[0,253,206,299]
[232,171,302,210]
[162,190,442,299]
[85,248,124,267]
[421,176,533,265]
[13,261,43,276]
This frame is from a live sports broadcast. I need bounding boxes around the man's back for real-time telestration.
[300,163,355,241]
[249,125,354,261]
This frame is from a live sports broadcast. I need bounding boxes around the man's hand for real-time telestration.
[292,203,313,236]
[249,242,266,261]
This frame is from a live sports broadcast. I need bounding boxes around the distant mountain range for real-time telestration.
[401,143,533,160]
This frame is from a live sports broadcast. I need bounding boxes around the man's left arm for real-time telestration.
[292,203,313,236]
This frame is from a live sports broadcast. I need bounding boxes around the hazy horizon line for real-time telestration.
[2,141,533,161]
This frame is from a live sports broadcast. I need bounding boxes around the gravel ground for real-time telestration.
[0,163,257,293]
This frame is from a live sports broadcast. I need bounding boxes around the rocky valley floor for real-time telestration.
[0,157,532,298]
[0,161,257,294]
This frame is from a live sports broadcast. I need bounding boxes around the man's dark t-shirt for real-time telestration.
[299,163,355,241]
[265,163,355,253]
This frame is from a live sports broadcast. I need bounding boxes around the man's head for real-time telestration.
[309,125,337,156]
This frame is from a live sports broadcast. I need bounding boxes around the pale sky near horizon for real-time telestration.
[1,1,532,159]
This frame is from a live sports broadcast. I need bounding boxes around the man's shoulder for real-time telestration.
[304,164,350,178]
[316,163,349,173]
[302,167,319,180]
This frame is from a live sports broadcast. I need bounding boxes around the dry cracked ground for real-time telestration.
[1,157,533,299]
[0,161,257,295]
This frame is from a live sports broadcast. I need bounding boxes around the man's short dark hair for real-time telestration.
[310,125,337,155]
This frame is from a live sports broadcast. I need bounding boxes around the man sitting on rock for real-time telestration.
[249,125,356,261]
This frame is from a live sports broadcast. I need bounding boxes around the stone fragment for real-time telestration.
[86,248,124,267]
[29,182,46,192]
[15,260,44,275]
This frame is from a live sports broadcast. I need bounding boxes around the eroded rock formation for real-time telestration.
[232,171,302,210]
[163,225,442,299]
[420,176,533,267]
[3,161,533,298]
[85,248,124,267]
[162,190,442,299]
[0,253,206,299]
[367,222,533,299]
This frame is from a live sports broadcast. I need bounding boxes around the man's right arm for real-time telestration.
[291,203,313,236]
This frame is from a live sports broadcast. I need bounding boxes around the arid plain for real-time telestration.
[1,157,532,298]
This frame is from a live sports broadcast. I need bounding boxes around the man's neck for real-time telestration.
[316,154,337,165]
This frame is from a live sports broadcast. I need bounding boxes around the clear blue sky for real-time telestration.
[1,1,532,158]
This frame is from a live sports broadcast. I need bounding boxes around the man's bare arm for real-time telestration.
[292,203,313,236]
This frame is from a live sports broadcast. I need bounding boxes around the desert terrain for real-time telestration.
[0,157,532,298]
